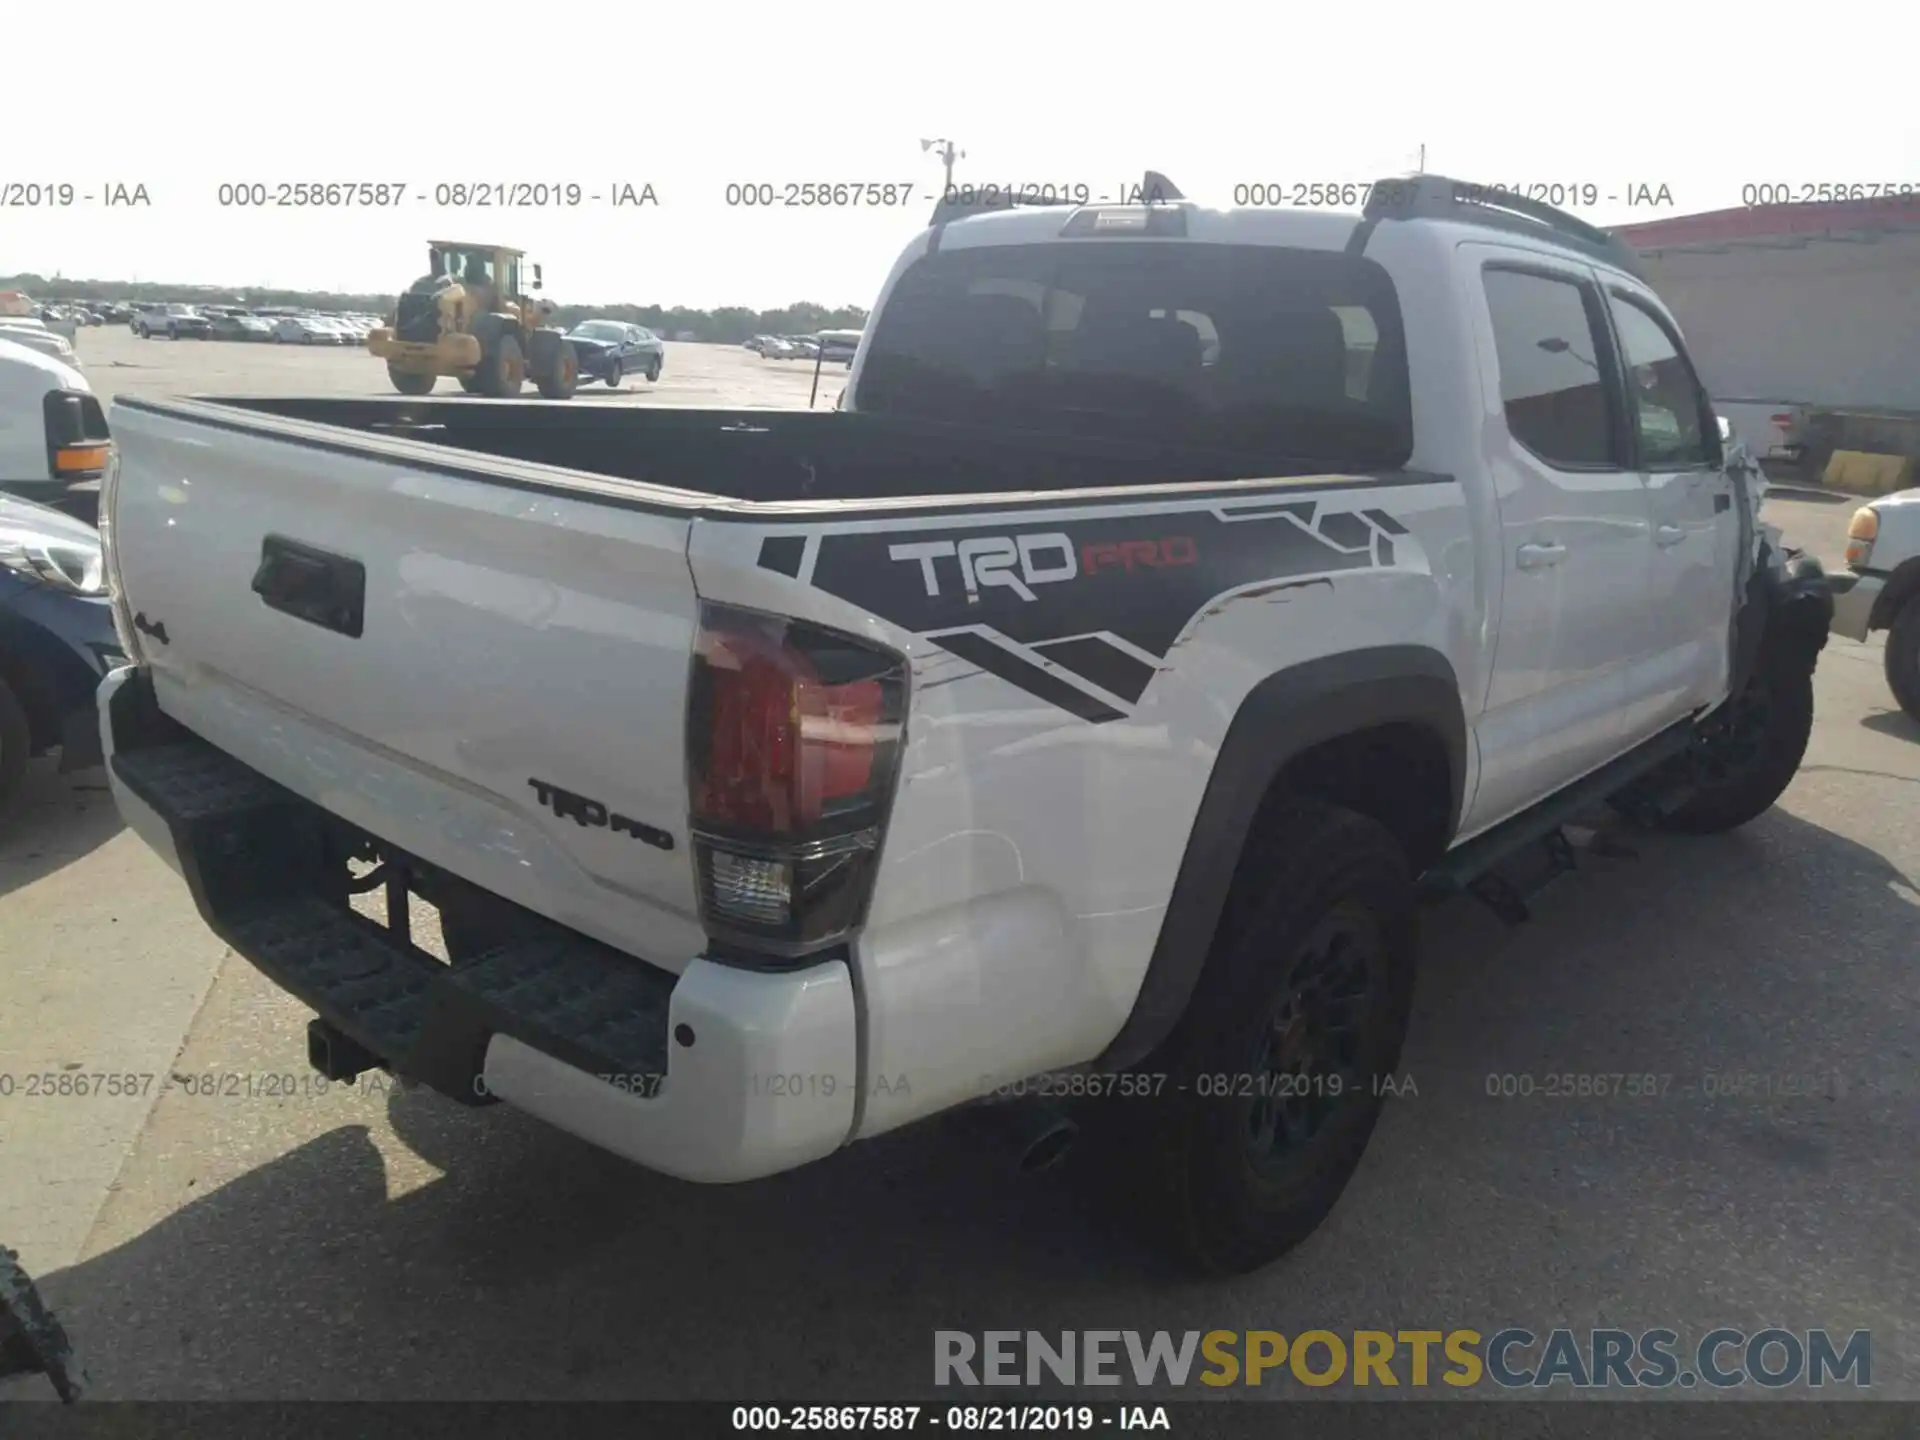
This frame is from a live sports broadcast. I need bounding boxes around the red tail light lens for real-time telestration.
[688,603,907,954]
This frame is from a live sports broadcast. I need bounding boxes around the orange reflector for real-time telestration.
[56,443,111,474]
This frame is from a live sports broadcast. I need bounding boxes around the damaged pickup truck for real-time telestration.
[95,176,1832,1275]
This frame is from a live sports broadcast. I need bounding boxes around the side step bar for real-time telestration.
[1419,719,1697,914]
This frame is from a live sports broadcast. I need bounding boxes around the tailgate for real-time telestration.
[106,399,708,970]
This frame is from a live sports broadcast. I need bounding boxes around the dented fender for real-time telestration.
[1730,547,1834,698]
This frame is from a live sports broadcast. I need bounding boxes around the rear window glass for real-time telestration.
[855,241,1412,468]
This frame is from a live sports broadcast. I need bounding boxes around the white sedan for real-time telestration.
[271,316,335,344]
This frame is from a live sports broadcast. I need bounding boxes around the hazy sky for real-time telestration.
[7,0,1917,311]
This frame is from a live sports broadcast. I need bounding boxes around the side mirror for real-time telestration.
[531,265,543,290]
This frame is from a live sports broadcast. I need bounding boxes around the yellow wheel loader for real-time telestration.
[366,241,579,399]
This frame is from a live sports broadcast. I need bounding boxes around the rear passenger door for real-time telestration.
[1464,250,1658,832]
[1600,286,1737,722]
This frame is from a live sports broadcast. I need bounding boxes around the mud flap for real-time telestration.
[57,706,104,773]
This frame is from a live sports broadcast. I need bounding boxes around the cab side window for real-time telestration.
[1606,294,1713,468]
[1482,267,1619,469]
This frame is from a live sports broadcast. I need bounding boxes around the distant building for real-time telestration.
[1617,197,1920,418]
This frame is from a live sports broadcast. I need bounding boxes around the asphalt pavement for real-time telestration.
[0,337,1913,1401]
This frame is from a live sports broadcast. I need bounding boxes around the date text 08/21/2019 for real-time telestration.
[213,181,658,208]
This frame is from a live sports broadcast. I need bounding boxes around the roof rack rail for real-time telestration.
[1361,173,1647,279]
[927,170,1185,228]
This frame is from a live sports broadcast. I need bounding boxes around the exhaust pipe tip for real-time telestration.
[1018,1116,1079,1174]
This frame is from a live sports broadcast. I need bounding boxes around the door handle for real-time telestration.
[1656,524,1686,548]
[1516,541,1567,570]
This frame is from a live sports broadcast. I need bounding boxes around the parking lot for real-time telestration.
[67,323,851,411]
[3,332,1917,1401]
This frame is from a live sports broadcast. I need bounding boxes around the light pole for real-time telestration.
[920,137,964,193]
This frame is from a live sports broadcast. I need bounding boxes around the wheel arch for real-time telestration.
[1095,645,1466,1071]
[1868,555,1920,632]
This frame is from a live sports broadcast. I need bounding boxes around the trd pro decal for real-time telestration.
[528,778,675,851]
[759,490,1427,721]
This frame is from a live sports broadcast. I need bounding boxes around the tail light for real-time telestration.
[687,602,908,956]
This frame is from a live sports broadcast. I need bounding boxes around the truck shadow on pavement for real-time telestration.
[0,761,122,902]
[1859,709,1920,744]
[23,808,1919,1400]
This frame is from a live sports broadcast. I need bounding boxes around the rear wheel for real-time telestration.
[457,374,484,394]
[388,366,436,396]
[1096,800,1417,1275]
[1884,595,1920,723]
[476,333,525,398]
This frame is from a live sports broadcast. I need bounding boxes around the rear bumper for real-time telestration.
[98,664,859,1182]
[1829,570,1880,642]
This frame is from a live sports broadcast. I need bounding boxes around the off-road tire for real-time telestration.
[0,676,31,821]
[1655,650,1815,834]
[1103,800,1418,1275]
[388,366,436,396]
[534,337,578,400]
[475,332,525,398]
[457,374,484,394]
[1884,595,1920,723]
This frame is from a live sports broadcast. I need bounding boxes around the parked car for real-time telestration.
[207,311,275,342]
[132,304,210,340]
[0,321,81,370]
[815,328,862,364]
[0,336,109,520]
[31,310,80,342]
[1831,487,1920,721]
[757,336,797,360]
[0,490,118,816]
[94,172,1837,1278]
[564,320,663,386]
[272,316,335,345]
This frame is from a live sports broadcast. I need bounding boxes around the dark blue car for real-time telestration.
[563,320,664,388]
[0,493,122,814]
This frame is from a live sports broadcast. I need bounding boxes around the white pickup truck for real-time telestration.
[1833,488,1920,719]
[95,176,1835,1275]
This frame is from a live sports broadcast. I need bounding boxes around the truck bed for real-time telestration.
[142,394,1374,509]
